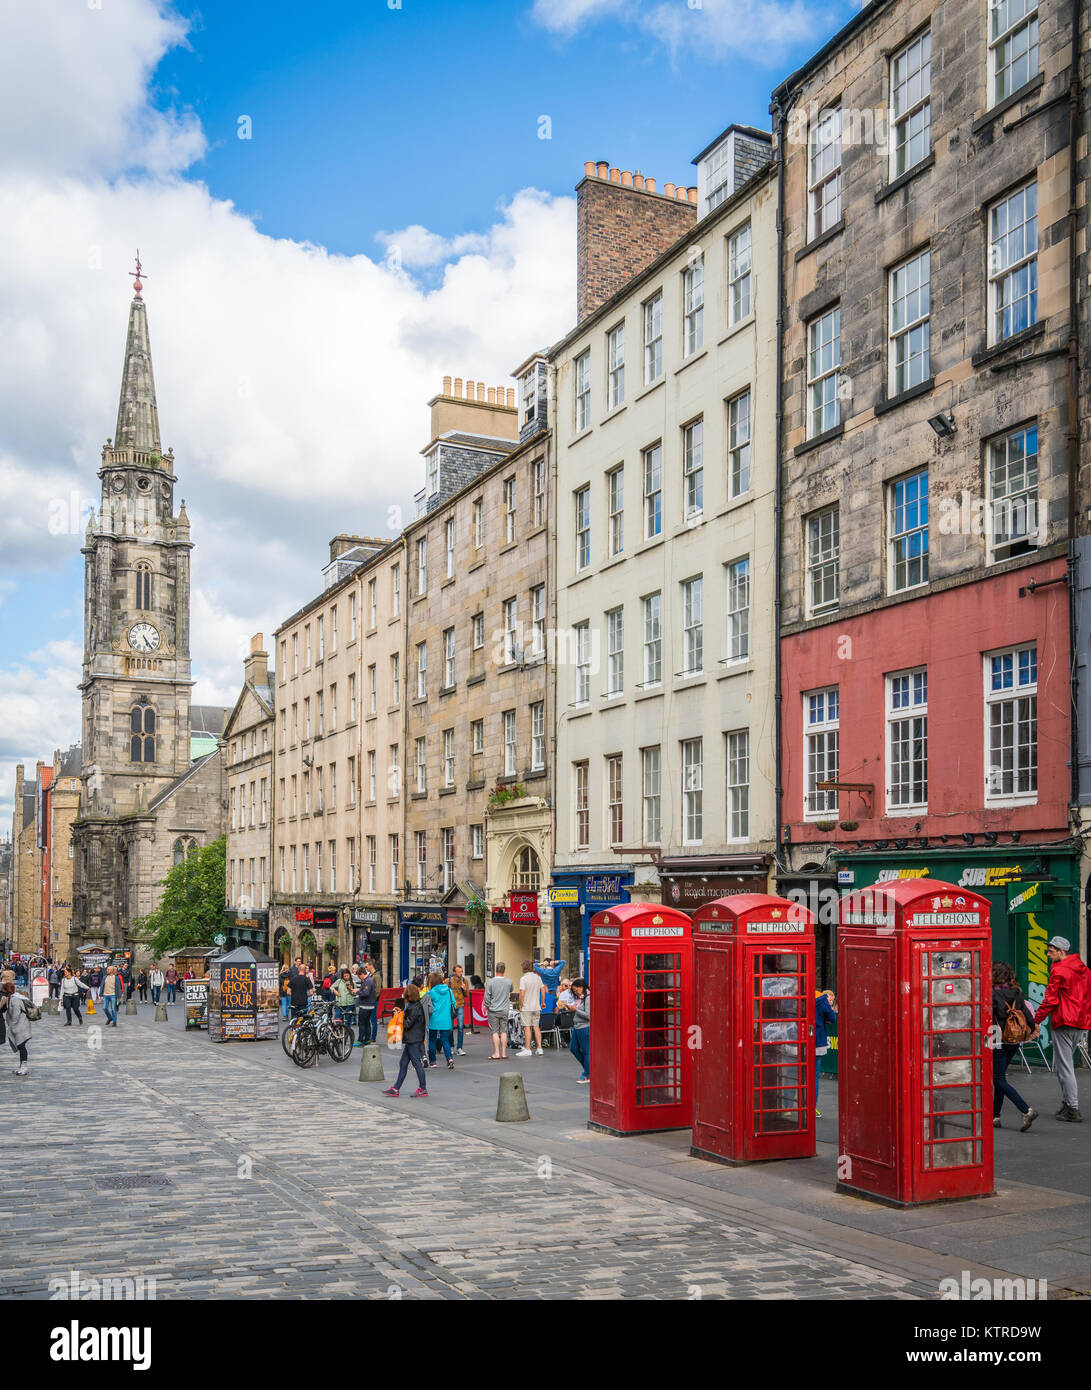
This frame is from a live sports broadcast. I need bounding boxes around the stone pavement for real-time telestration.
[3,1002,1090,1300]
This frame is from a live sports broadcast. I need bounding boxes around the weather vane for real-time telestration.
[129,251,147,297]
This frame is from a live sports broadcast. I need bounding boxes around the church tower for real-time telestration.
[79,259,194,816]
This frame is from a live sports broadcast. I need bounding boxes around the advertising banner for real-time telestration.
[184,977,209,1030]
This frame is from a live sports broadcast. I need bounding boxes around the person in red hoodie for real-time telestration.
[1034,936,1091,1122]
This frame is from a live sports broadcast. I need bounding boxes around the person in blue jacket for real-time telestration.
[533,958,566,1016]
[425,970,457,1069]
[815,989,838,1118]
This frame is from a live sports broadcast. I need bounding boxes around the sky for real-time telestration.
[0,0,861,829]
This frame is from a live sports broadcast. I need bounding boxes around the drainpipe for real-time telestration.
[1067,0,1083,813]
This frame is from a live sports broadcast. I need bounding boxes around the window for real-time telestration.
[416,642,427,698]
[726,557,750,662]
[368,666,376,717]
[808,108,842,239]
[292,633,299,674]
[889,469,929,591]
[349,755,357,804]
[280,640,287,679]
[473,499,484,550]
[890,30,931,178]
[472,612,484,650]
[531,585,545,656]
[989,424,1039,561]
[575,622,591,705]
[231,787,237,831]
[367,750,375,800]
[290,774,297,816]
[504,709,517,776]
[575,486,591,570]
[427,449,439,497]
[135,562,151,610]
[531,701,545,770]
[471,719,484,754]
[502,597,518,666]
[504,476,516,543]
[390,653,400,706]
[532,458,545,528]
[514,845,541,891]
[348,837,356,893]
[683,419,703,519]
[989,0,1038,105]
[682,577,703,676]
[471,824,484,860]
[329,841,337,893]
[390,834,400,893]
[349,592,357,640]
[642,747,661,845]
[304,697,311,740]
[314,840,322,892]
[643,293,663,384]
[887,669,928,812]
[129,703,155,762]
[444,626,455,687]
[807,307,841,438]
[728,223,752,323]
[391,563,401,616]
[521,366,538,427]
[726,730,750,840]
[682,257,704,356]
[279,845,286,891]
[443,728,455,787]
[607,466,624,556]
[303,843,310,893]
[415,737,427,794]
[682,738,703,844]
[575,350,591,432]
[989,182,1038,344]
[330,684,337,731]
[330,605,338,652]
[304,624,311,666]
[260,857,267,908]
[445,518,455,579]
[806,506,840,616]
[643,443,662,539]
[728,390,751,498]
[642,593,662,686]
[574,761,590,849]
[607,323,625,408]
[606,607,624,696]
[889,250,930,395]
[367,836,376,893]
[986,646,1038,800]
[442,827,455,891]
[318,615,325,658]
[389,744,400,797]
[329,763,336,809]
[607,754,624,845]
[804,688,839,817]
[303,771,310,814]
[416,538,427,596]
[317,691,325,735]
[260,778,268,823]
[290,846,297,893]
[415,831,427,891]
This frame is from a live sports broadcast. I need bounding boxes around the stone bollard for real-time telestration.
[125,998,138,1016]
[154,1002,169,1022]
[496,1072,530,1123]
[357,1043,385,1083]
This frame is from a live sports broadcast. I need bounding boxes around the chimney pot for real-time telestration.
[688,187,698,204]
[596,161,609,178]
[250,632,263,653]
[476,382,485,402]
[506,387,515,407]
[633,173,645,191]
[645,177,656,193]
[664,182,675,198]
[442,375,452,394]
[487,387,496,404]
[621,170,633,187]
[454,376,463,398]
[609,167,621,183]
[584,160,596,178]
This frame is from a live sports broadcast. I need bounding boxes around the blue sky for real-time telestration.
[0,0,859,827]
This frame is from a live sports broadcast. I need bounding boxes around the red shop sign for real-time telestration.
[509,892,540,924]
[295,909,313,924]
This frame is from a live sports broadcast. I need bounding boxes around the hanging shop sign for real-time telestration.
[508,891,540,924]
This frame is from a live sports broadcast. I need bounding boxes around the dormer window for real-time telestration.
[521,369,537,427]
[427,450,440,497]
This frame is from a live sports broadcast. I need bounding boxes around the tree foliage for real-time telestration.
[133,836,226,957]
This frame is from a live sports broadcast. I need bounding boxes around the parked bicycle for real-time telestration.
[291,1002,354,1068]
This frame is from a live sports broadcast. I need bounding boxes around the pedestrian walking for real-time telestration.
[355,962,378,1046]
[88,967,102,1002]
[137,968,148,1002]
[278,963,292,1020]
[1034,936,1091,1122]
[164,965,179,1004]
[101,966,121,1028]
[288,965,313,1019]
[47,965,60,1000]
[382,983,428,1097]
[426,971,457,1070]
[484,962,512,1060]
[449,964,470,1053]
[331,969,356,1026]
[991,962,1038,1130]
[59,968,87,1024]
[814,988,838,1119]
[569,978,590,1083]
[1,971,33,1076]
[516,959,545,1057]
[149,966,164,1004]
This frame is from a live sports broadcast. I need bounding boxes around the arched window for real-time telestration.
[135,562,152,610]
[172,836,197,866]
[512,845,541,892]
[130,703,156,762]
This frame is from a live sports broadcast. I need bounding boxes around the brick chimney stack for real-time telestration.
[576,161,698,323]
[243,633,269,689]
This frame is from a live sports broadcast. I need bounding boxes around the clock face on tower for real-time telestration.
[128,622,161,653]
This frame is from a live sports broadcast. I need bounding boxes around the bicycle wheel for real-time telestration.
[327,1022,353,1063]
[292,1025,318,1068]
[282,1017,301,1056]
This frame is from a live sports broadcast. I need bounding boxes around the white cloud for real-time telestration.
[0,641,84,839]
[529,0,631,35]
[0,0,577,829]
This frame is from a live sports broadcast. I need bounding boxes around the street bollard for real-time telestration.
[496,1072,530,1123]
[125,998,138,1016]
[154,1002,168,1022]
[357,1043,385,1083]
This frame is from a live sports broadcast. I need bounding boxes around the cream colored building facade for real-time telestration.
[552,141,779,969]
[224,634,275,948]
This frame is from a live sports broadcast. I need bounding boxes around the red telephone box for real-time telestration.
[838,878,993,1207]
[690,894,816,1165]
[588,903,693,1135]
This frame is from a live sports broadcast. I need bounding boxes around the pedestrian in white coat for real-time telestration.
[1,970,32,1076]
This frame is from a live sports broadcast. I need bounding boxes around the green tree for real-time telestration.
[134,836,226,957]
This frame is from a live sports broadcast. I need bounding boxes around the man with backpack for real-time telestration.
[1034,936,1091,1122]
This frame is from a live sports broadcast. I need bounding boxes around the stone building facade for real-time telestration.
[772,0,1082,978]
[10,764,42,955]
[223,634,275,949]
[43,747,82,961]
[552,141,779,974]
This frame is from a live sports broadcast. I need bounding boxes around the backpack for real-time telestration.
[1001,995,1033,1045]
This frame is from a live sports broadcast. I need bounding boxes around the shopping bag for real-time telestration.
[386,1008,403,1048]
